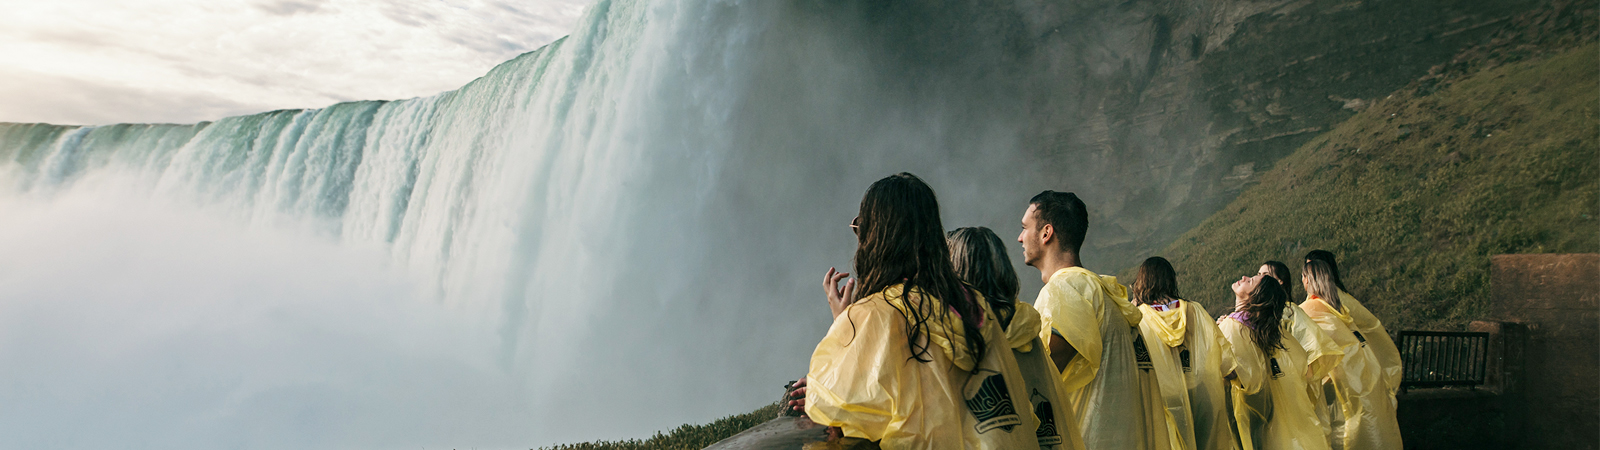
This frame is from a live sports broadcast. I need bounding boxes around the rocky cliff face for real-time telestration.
[966,0,1549,271]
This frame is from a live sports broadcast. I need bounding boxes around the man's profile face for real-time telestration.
[1018,204,1046,267]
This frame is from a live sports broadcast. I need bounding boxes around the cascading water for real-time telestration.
[0,0,1225,448]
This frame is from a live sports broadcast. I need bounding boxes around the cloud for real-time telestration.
[0,0,592,125]
[0,67,259,125]
[256,0,328,16]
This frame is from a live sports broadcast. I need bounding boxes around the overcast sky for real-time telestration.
[0,0,592,126]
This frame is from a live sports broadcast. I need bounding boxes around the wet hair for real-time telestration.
[947,227,1021,329]
[1027,191,1088,253]
[1262,261,1294,298]
[1131,257,1181,306]
[1239,276,1288,357]
[1302,259,1343,310]
[1304,249,1347,291]
[853,173,985,366]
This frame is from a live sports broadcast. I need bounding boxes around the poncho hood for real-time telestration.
[1137,300,1189,348]
[1005,302,1044,351]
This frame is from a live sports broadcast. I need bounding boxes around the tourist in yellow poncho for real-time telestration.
[1017,191,1146,450]
[1132,257,1235,450]
[805,173,1040,450]
[949,226,1085,450]
[1217,273,1331,450]
[1304,251,1402,392]
[1259,261,1345,444]
[1299,258,1403,450]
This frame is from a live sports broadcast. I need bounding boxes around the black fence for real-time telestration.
[1398,330,1490,390]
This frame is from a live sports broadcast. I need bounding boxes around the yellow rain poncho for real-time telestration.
[1338,292,1402,393]
[1282,303,1343,444]
[807,284,1041,450]
[1007,303,1087,450]
[1300,297,1403,450]
[1136,300,1235,450]
[1033,267,1147,450]
[1218,314,1331,450]
[1283,303,1343,384]
[1137,343,1172,450]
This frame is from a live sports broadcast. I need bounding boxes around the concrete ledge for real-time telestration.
[1398,386,1496,401]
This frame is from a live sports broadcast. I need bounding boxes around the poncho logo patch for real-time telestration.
[965,371,1021,433]
[1031,389,1064,446]
[1352,330,1368,344]
[1180,348,1193,373]
[1269,357,1285,379]
[1133,332,1153,370]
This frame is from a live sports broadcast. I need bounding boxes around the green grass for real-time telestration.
[536,403,782,450]
[1153,43,1599,331]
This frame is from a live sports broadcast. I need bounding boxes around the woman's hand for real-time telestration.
[786,377,808,414]
[824,267,857,319]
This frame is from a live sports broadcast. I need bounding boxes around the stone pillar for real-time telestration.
[1489,253,1599,450]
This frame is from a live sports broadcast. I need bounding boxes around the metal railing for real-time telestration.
[1398,330,1490,390]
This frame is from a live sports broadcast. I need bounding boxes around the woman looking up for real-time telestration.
[1217,274,1330,450]
[948,226,1083,450]
[805,173,1039,450]
[1130,257,1234,450]
[1299,259,1403,450]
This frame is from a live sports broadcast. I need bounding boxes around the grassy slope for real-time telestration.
[1158,43,1598,330]
[537,403,781,450]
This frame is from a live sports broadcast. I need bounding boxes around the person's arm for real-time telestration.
[1048,332,1078,372]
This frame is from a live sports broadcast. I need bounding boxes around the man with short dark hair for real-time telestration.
[1019,191,1147,450]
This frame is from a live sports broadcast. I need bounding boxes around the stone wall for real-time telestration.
[1489,253,1599,449]
[1398,253,1597,449]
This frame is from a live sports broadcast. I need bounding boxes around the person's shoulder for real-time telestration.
[830,295,911,340]
[1215,312,1239,325]
[1339,291,1375,315]
[1046,267,1101,293]
[843,291,900,319]
[1299,297,1331,314]
[1338,290,1359,303]
[1215,315,1250,338]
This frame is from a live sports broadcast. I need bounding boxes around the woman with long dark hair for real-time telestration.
[948,226,1083,450]
[805,173,1038,449]
[1257,261,1294,298]
[1299,259,1402,450]
[1129,257,1233,450]
[1258,260,1343,445]
[1217,274,1330,450]
[947,227,1021,328]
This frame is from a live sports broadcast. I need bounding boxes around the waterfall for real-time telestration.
[0,0,1217,447]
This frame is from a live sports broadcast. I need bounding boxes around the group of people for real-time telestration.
[783,173,1404,450]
